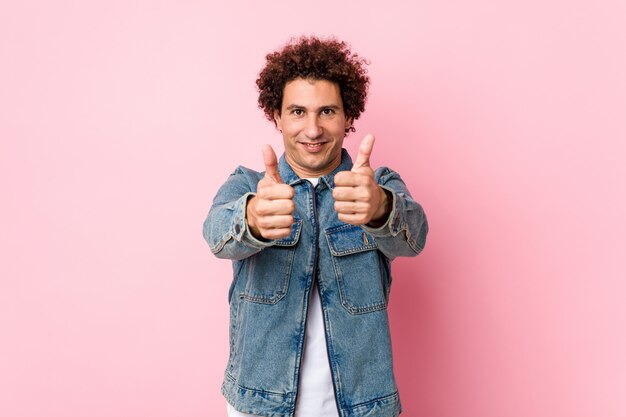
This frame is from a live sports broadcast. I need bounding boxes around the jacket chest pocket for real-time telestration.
[325,224,390,314]
[240,220,302,304]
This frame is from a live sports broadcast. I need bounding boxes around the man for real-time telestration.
[203,36,428,417]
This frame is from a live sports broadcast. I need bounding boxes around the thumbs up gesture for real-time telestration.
[332,134,391,226]
[247,145,295,240]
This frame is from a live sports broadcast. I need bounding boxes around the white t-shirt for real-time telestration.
[227,178,338,417]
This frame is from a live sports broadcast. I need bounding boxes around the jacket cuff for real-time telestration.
[361,185,405,237]
[233,192,274,249]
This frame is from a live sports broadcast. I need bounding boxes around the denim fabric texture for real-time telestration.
[203,149,428,417]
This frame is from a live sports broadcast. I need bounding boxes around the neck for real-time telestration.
[285,156,342,179]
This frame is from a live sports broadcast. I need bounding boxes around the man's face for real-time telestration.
[274,78,352,178]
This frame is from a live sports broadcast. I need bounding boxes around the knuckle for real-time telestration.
[340,173,353,184]
[264,186,277,197]
[256,202,269,215]
[269,229,289,239]
[334,188,348,200]
[278,184,293,194]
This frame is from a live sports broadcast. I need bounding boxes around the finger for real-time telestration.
[256,215,294,229]
[262,144,283,184]
[336,212,368,225]
[351,134,375,172]
[257,184,295,200]
[334,171,369,187]
[332,186,372,202]
[255,199,295,216]
[334,201,368,214]
[262,228,293,240]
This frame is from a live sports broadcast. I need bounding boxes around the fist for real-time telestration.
[247,145,295,240]
[332,134,391,226]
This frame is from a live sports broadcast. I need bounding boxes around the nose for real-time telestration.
[304,115,323,139]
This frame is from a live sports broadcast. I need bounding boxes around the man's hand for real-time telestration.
[247,145,295,240]
[332,134,391,227]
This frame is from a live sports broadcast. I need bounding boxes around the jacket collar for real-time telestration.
[278,149,353,189]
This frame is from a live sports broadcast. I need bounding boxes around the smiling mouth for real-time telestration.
[300,142,327,152]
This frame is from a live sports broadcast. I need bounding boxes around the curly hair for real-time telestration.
[256,36,370,133]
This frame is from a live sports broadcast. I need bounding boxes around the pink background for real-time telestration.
[2,1,625,416]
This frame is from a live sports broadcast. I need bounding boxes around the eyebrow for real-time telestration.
[284,104,342,111]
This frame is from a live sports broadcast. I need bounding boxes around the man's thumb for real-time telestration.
[352,134,375,172]
[262,144,282,184]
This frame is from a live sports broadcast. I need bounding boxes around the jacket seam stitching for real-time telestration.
[347,391,400,410]
[224,372,290,398]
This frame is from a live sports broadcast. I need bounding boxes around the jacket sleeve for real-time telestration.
[361,167,428,260]
[202,166,274,261]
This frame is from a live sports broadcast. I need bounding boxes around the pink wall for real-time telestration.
[2,1,625,416]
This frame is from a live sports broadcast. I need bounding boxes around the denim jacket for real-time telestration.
[203,149,428,417]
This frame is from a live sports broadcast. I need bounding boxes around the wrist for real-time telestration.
[368,187,392,227]
[245,195,262,239]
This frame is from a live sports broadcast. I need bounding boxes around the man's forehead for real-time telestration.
[281,78,343,107]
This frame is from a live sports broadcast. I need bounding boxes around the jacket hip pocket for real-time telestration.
[325,224,390,314]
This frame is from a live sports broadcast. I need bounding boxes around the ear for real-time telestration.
[273,110,282,131]
[344,117,353,132]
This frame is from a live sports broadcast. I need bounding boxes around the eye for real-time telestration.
[291,109,304,116]
[321,108,335,116]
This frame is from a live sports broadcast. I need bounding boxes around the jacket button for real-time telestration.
[235,224,241,234]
